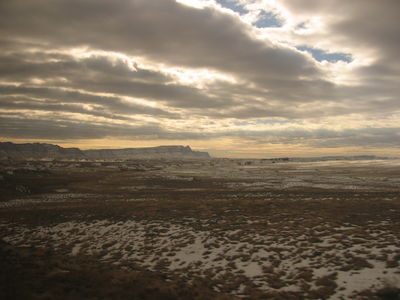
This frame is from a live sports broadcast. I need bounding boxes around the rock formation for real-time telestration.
[0,142,85,160]
[0,142,210,160]
[84,145,210,160]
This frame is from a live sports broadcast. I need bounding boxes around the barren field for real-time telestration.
[1,159,400,299]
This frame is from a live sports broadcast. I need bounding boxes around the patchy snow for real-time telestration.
[331,261,399,299]
[2,217,399,298]
[0,193,101,208]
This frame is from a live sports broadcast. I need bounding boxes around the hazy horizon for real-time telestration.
[2,139,397,159]
[1,0,399,158]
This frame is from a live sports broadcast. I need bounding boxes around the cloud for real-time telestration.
[0,85,179,118]
[0,0,321,84]
[280,0,400,80]
[0,50,235,109]
[2,111,399,149]
[0,0,399,156]
[205,127,400,149]
[0,115,165,140]
[0,113,211,141]
[0,96,133,121]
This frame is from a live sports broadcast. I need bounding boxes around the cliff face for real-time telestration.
[83,145,210,160]
[0,142,210,160]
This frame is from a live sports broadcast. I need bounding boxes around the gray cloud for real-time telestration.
[1,112,399,149]
[0,0,321,85]
[0,51,232,109]
[329,1,400,59]
[0,114,209,140]
[0,0,399,154]
[282,0,400,89]
[0,115,165,140]
[0,85,179,119]
[0,96,134,121]
[223,127,400,148]
[0,0,396,117]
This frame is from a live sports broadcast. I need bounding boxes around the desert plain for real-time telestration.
[1,158,399,299]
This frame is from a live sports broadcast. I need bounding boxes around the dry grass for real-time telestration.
[1,160,400,299]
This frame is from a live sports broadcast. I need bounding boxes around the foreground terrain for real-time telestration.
[1,159,400,299]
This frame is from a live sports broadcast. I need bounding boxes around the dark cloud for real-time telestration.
[0,0,320,85]
[0,96,134,121]
[0,85,179,118]
[0,114,209,140]
[0,115,165,140]
[0,51,232,109]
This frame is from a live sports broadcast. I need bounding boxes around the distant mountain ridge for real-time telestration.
[0,142,84,160]
[0,142,210,160]
[84,145,210,160]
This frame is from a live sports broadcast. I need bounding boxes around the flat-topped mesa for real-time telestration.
[0,142,210,160]
[83,145,210,160]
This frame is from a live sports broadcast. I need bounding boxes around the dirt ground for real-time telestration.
[1,159,399,299]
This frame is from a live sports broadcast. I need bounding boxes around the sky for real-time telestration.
[0,0,399,158]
